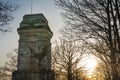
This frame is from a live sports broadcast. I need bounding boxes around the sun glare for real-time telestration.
[85,58,97,75]
[81,55,98,76]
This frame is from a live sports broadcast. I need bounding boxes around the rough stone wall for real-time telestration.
[17,29,52,71]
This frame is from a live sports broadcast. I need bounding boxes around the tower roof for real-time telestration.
[19,14,52,34]
[23,14,48,24]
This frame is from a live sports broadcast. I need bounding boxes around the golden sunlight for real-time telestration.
[85,58,97,76]
[81,55,98,76]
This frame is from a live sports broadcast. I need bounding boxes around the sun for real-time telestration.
[85,58,97,75]
[81,55,98,76]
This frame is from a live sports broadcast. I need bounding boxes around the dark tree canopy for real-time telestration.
[0,0,17,32]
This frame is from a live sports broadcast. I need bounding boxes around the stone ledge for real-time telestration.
[18,29,53,39]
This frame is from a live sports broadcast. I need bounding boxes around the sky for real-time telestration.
[0,0,64,66]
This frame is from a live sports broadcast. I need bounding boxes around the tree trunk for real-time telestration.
[68,68,72,80]
[68,72,72,80]
[110,54,120,80]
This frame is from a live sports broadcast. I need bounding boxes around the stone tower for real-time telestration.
[12,14,54,80]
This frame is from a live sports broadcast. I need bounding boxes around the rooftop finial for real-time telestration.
[31,0,33,14]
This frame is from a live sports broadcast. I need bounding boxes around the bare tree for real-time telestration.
[0,49,17,80]
[55,0,120,80]
[0,0,17,32]
[87,41,111,79]
[92,61,111,80]
[52,38,86,80]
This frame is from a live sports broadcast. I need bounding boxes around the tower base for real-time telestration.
[12,70,55,80]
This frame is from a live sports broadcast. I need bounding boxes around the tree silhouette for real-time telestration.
[55,0,120,79]
[0,49,17,80]
[52,38,86,80]
[0,0,17,32]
